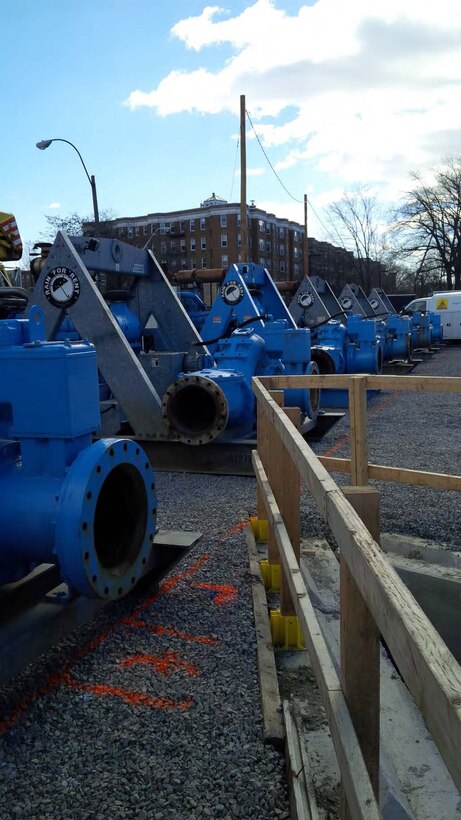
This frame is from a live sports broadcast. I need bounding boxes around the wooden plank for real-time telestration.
[257,391,270,519]
[364,374,461,393]
[284,406,302,430]
[340,487,381,817]
[253,379,337,518]
[253,452,380,820]
[245,524,284,747]
[367,463,461,491]
[268,407,284,565]
[284,701,319,820]
[259,373,461,394]
[349,377,369,486]
[280,442,300,616]
[318,457,351,473]
[327,486,461,792]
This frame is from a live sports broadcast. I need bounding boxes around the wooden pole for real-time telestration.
[349,376,369,485]
[279,442,300,615]
[340,486,381,817]
[240,94,248,263]
[303,194,309,279]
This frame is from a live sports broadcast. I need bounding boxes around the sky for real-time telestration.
[2,0,461,262]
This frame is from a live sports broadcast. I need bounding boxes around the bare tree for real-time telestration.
[326,186,389,292]
[393,157,461,291]
[40,209,117,242]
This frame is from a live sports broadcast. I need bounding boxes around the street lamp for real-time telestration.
[36,138,100,230]
[143,226,170,251]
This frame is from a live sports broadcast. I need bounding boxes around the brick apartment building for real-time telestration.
[97,193,386,293]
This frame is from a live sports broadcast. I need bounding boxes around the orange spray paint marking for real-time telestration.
[194,582,237,606]
[0,554,210,733]
[118,651,199,677]
[219,520,249,542]
[66,677,193,711]
[122,617,219,645]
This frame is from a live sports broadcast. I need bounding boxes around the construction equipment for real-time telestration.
[0,305,157,600]
[30,238,319,447]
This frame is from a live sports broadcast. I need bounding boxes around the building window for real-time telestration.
[191,258,196,268]
[259,219,265,232]
[127,227,133,238]
[135,227,140,236]
[221,234,228,247]
[266,241,272,253]
[169,221,175,232]
[190,239,196,251]
[294,263,300,275]
[201,238,206,251]
[237,233,241,247]
[237,214,241,227]
[170,240,177,252]
[237,253,242,262]
[179,220,185,233]
[180,240,186,253]
[143,225,148,235]
[118,227,125,237]
[221,254,228,267]
[280,260,285,273]
[220,214,227,228]
[202,257,207,269]
[160,222,166,234]
[200,218,206,230]
[259,257,265,267]
[190,219,195,231]
[279,244,285,255]
[151,223,157,234]
[266,223,271,234]
[181,258,187,269]
[259,239,265,251]
[160,241,167,254]
[279,227,285,238]
[294,246,299,258]
[294,230,299,242]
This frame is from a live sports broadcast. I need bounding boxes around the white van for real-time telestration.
[403,291,461,340]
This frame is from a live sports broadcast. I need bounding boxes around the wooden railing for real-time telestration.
[252,373,461,819]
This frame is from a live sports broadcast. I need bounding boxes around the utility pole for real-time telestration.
[240,94,248,263]
[303,194,309,279]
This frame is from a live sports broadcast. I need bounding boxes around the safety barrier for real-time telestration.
[252,373,461,819]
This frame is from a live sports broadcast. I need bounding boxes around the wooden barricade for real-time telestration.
[252,373,461,819]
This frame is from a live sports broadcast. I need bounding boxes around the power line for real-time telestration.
[245,107,338,243]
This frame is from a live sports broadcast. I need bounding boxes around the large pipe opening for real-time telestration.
[163,377,229,444]
[94,464,148,576]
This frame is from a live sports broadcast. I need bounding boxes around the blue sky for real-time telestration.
[3,0,461,259]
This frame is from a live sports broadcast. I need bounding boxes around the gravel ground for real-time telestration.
[0,343,459,820]
[0,476,288,820]
[307,344,461,549]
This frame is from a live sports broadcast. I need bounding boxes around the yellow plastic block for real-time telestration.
[250,517,268,542]
[260,559,281,592]
[270,609,304,650]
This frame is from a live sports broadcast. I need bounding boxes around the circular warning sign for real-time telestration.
[221,280,244,306]
[43,266,81,308]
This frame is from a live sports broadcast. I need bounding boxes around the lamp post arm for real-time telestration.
[49,138,93,186]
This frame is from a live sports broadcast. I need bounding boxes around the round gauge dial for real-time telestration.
[370,298,380,310]
[340,296,353,311]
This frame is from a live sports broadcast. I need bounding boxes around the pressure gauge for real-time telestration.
[370,298,380,310]
[221,280,244,305]
[297,290,314,309]
[341,296,353,311]
[43,266,81,308]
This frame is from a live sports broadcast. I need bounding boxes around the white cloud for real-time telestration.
[47,202,61,209]
[124,0,461,205]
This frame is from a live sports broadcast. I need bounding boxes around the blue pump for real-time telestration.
[0,306,156,599]
[163,264,320,443]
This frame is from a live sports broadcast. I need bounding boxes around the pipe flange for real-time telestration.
[162,374,229,445]
[55,438,156,599]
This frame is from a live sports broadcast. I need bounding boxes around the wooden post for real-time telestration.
[240,94,248,263]
[349,376,369,485]
[267,390,285,564]
[303,194,309,279]
[256,393,270,521]
[279,443,300,615]
[340,486,381,817]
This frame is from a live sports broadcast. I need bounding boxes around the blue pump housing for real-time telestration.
[0,307,156,599]
[163,264,320,443]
